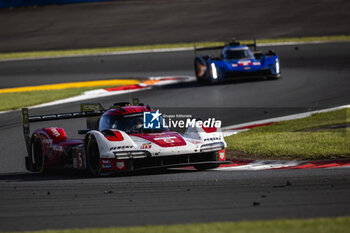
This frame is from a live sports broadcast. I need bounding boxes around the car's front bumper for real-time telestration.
[100,150,230,172]
[224,69,274,79]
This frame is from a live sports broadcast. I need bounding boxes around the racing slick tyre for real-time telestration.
[268,73,281,80]
[32,135,45,173]
[86,136,102,177]
[194,58,208,82]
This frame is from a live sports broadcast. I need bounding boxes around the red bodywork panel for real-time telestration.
[35,128,83,168]
[105,106,153,116]
[218,149,226,161]
[202,125,217,133]
[105,130,124,141]
[131,132,187,147]
[43,127,67,144]
[238,61,252,66]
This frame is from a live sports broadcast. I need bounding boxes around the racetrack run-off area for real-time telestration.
[0,41,349,231]
[0,0,349,231]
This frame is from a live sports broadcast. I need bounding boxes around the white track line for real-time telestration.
[214,160,303,171]
[0,76,194,114]
[31,87,152,109]
[31,76,195,109]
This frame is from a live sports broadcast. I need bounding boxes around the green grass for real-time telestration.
[225,108,350,160]
[0,87,113,111]
[0,42,223,60]
[0,35,349,61]
[254,35,350,44]
[4,217,350,233]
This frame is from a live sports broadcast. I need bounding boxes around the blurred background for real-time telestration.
[0,0,349,52]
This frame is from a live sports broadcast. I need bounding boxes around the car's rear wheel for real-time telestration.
[86,136,101,177]
[32,135,44,173]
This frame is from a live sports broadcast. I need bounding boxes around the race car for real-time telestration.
[22,100,228,176]
[194,40,281,83]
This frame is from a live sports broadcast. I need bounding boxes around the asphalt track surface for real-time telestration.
[0,0,350,52]
[1,42,350,173]
[0,0,349,230]
[0,42,349,231]
[1,168,350,231]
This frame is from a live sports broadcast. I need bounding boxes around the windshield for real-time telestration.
[99,114,169,133]
[223,49,253,60]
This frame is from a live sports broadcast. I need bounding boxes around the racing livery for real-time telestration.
[194,40,281,83]
[22,101,228,176]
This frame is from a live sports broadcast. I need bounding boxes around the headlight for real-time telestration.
[200,142,225,152]
[114,151,148,159]
[275,59,280,74]
[210,63,218,79]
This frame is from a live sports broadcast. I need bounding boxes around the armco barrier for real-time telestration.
[0,0,114,8]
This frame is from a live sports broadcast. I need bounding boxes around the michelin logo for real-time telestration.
[143,110,162,129]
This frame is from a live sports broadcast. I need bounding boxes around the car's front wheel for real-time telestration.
[194,58,208,82]
[268,59,281,80]
[268,72,282,80]
[86,136,101,177]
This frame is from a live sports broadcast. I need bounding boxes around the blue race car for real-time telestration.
[194,40,281,83]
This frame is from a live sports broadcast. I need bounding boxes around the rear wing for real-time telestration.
[194,39,257,54]
[21,103,105,155]
[194,45,225,52]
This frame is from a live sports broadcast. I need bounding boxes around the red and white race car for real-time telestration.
[22,101,228,176]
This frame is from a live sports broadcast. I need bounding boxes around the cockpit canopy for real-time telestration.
[99,114,169,134]
[222,46,254,60]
